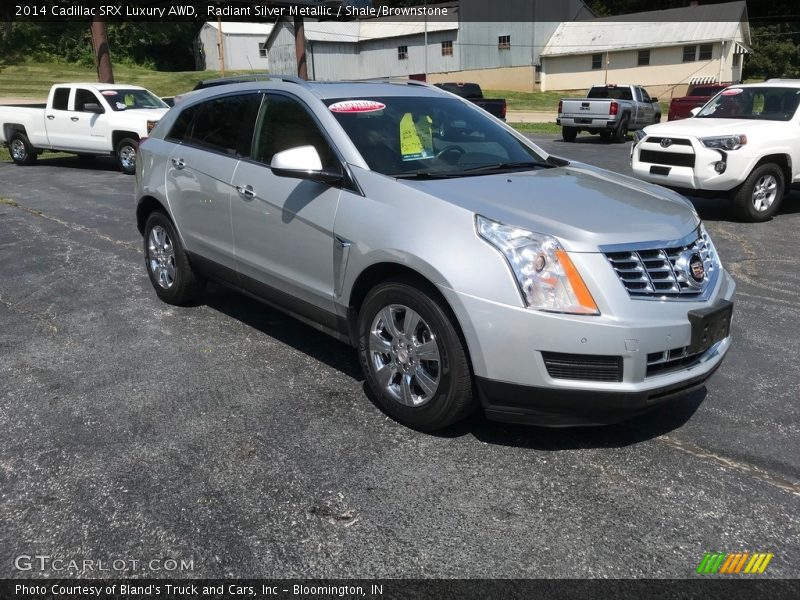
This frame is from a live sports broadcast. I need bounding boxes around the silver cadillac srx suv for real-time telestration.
[135,77,735,431]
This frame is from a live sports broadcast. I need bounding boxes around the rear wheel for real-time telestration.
[357,279,475,431]
[599,130,612,143]
[115,137,138,175]
[143,211,205,304]
[8,132,38,166]
[614,116,630,143]
[731,163,784,222]
[562,126,578,142]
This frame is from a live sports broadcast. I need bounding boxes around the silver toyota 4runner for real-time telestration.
[135,77,735,431]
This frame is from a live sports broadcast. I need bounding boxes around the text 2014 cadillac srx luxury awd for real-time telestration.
[135,78,735,431]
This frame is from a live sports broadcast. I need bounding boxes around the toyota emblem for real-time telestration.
[660,138,673,148]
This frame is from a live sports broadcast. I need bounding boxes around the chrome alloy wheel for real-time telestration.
[752,174,778,212]
[147,225,176,289]
[10,138,26,161]
[119,145,136,171]
[369,304,441,407]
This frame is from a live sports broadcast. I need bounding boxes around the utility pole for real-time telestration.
[90,17,114,83]
[217,15,226,76]
[294,17,308,80]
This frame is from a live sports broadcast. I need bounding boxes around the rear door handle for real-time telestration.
[46,115,55,120]
[171,157,186,169]
[236,185,255,199]
[70,117,79,122]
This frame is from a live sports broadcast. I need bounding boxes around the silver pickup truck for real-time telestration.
[558,84,661,143]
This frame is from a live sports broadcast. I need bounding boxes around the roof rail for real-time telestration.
[269,74,313,87]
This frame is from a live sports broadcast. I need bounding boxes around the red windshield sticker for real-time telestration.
[329,100,386,114]
[101,90,118,96]
[721,88,743,96]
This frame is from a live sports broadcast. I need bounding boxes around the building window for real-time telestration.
[682,45,696,62]
[699,44,713,61]
[591,53,603,70]
[498,35,510,50]
[637,50,650,66]
[441,40,453,57]
[397,45,408,60]
[258,42,267,58]
[733,53,742,67]
[535,64,541,83]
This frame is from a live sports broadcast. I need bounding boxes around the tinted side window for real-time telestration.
[166,105,201,143]
[254,94,336,168]
[75,88,101,112]
[52,87,70,111]
[188,94,262,157]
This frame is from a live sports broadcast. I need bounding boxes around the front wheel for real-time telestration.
[614,116,630,143]
[562,126,578,142]
[116,137,138,175]
[357,279,475,431]
[8,132,38,166]
[731,163,785,222]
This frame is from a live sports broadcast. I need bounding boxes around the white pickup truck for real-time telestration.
[0,83,169,174]
[631,81,800,221]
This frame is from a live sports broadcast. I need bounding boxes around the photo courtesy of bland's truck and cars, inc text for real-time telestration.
[0,1,798,599]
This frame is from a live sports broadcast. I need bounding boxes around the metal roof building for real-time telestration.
[195,21,275,71]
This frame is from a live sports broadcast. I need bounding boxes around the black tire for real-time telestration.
[731,162,785,222]
[8,131,38,166]
[357,278,475,431]
[562,126,578,142]
[115,137,138,175]
[599,130,612,143]
[143,211,205,305]
[614,115,630,143]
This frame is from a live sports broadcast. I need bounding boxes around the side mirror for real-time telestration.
[651,97,658,103]
[83,102,105,114]
[690,107,702,117]
[270,145,343,185]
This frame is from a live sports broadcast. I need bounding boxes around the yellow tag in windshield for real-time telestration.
[400,113,434,161]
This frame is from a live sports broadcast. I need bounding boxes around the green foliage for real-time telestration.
[744,24,800,80]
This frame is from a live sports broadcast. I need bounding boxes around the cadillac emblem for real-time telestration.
[676,251,706,289]
[689,254,705,283]
[660,138,673,148]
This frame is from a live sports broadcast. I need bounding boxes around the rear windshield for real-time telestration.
[689,86,725,97]
[588,86,633,100]
[437,83,483,99]
[325,95,546,177]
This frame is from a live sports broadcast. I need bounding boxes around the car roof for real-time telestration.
[729,80,800,89]
[67,83,148,91]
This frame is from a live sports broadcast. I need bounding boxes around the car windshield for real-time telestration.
[325,95,548,177]
[100,89,168,111]
[696,86,800,121]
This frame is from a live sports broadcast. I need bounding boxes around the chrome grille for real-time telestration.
[605,231,718,298]
[646,346,702,376]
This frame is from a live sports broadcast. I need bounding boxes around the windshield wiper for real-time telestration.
[460,161,553,173]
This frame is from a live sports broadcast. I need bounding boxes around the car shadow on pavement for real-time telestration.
[685,190,800,222]
[434,388,706,450]
[557,136,630,145]
[202,283,364,381]
[21,155,121,172]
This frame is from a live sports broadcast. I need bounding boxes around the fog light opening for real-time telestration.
[714,161,726,174]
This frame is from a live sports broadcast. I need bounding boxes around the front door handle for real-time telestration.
[46,115,55,120]
[236,185,256,199]
[70,117,79,122]
[171,157,186,169]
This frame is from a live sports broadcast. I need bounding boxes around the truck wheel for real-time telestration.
[562,126,578,142]
[8,132,38,166]
[614,116,630,143]
[731,163,784,222]
[143,211,205,304]
[357,278,475,431]
[599,131,612,143]
[115,138,138,175]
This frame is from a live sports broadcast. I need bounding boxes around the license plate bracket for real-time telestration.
[687,300,733,355]
[650,165,671,175]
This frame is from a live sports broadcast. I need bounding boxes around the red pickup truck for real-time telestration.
[667,83,730,121]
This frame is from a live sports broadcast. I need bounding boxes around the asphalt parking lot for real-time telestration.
[0,135,798,579]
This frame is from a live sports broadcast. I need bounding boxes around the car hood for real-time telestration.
[644,117,776,137]
[397,163,699,252]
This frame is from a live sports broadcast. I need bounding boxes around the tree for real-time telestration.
[91,18,114,83]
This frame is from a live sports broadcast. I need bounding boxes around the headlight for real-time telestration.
[701,135,747,150]
[476,216,599,315]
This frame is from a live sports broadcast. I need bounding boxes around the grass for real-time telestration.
[508,122,561,135]
[485,89,580,112]
[0,61,252,99]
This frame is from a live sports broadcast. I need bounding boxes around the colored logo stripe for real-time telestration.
[697,552,773,574]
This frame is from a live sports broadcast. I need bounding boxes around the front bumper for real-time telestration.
[439,258,735,427]
[631,135,754,192]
